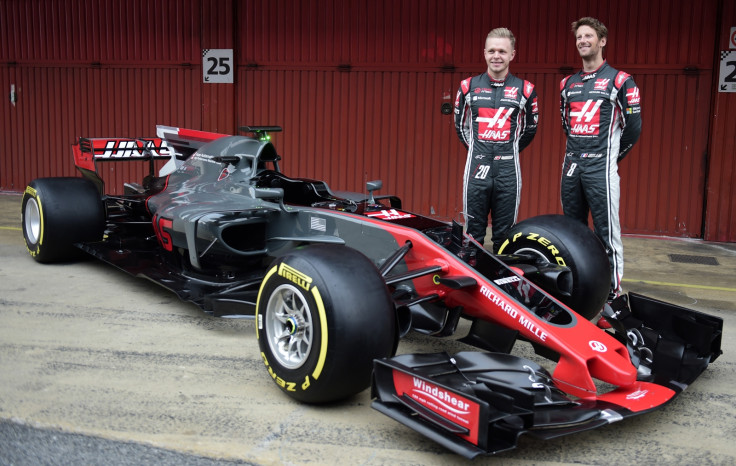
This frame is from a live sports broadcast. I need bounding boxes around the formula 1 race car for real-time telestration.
[21,125,723,458]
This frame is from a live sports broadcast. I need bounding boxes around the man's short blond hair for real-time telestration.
[486,28,516,50]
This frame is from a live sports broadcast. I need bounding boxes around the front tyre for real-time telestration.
[256,244,396,403]
[22,177,105,263]
[498,215,610,321]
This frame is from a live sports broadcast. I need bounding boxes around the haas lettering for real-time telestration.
[479,129,511,140]
[571,124,599,135]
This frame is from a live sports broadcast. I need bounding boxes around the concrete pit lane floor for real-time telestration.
[1,192,735,465]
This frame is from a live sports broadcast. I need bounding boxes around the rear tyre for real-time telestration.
[22,177,105,263]
[256,244,396,403]
[498,215,610,321]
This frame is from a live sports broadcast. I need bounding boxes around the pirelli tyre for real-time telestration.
[256,244,396,403]
[22,177,105,263]
[497,214,610,321]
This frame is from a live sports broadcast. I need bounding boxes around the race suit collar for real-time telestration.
[581,60,608,78]
[487,72,509,85]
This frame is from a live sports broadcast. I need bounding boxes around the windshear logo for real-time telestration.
[411,377,471,413]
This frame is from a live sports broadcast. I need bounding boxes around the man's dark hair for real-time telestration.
[571,17,608,40]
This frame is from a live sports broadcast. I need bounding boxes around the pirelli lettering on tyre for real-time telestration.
[278,263,313,291]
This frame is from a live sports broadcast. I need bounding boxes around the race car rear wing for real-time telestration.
[71,126,231,195]
[73,136,173,170]
[71,126,279,195]
[72,137,176,195]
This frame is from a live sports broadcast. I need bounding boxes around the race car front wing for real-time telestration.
[371,292,722,458]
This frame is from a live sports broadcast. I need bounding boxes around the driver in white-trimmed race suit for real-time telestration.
[560,16,642,306]
[454,27,539,253]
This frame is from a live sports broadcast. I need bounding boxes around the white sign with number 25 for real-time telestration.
[202,49,234,84]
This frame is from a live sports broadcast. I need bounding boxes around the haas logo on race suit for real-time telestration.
[504,87,518,99]
[476,107,513,141]
[594,79,610,91]
[569,99,602,135]
[626,87,641,105]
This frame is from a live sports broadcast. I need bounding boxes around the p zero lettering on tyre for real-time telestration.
[498,215,610,320]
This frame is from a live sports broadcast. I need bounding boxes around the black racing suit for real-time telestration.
[560,61,642,296]
[454,72,538,251]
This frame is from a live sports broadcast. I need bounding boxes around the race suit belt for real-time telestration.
[565,152,604,159]
[473,154,515,162]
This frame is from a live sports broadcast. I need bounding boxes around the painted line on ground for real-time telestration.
[623,278,736,293]
[0,226,21,231]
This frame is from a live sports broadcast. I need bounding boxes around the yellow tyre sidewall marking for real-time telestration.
[24,187,44,246]
[256,263,329,389]
[310,285,328,380]
[37,195,44,246]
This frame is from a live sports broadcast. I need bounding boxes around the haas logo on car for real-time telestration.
[366,209,415,221]
[589,340,607,353]
[96,139,172,158]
